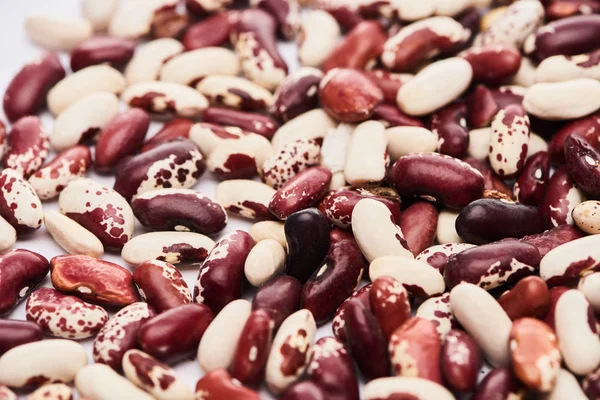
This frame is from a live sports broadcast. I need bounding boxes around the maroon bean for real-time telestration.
[546,0,600,20]
[400,201,438,256]
[252,275,302,330]
[441,330,482,392]
[0,249,49,316]
[490,86,525,109]
[329,227,357,246]
[444,240,541,290]
[463,157,513,199]
[0,319,43,355]
[322,21,386,72]
[50,254,139,307]
[540,165,583,228]
[269,167,332,219]
[193,230,253,313]
[549,111,600,164]
[138,303,214,363]
[3,52,65,122]
[472,368,524,400]
[332,284,371,342]
[429,103,469,159]
[467,84,499,129]
[565,134,600,197]
[365,70,407,105]
[204,107,278,139]
[520,224,585,258]
[133,260,191,313]
[301,239,366,324]
[460,45,522,85]
[372,103,425,128]
[457,7,482,42]
[344,299,390,380]
[195,369,261,400]
[271,69,322,123]
[284,208,330,284]
[70,36,136,72]
[280,381,325,400]
[584,366,600,400]
[498,276,550,321]
[544,286,569,330]
[0,121,5,159]
[253,0,299,39]
[390,153,484,209]
[456,198,546,244]
[514,151,549,206]
[324,187,401,229]
[369,277,410,341]
[321,5,363,31]
[95,108,150,172]
[183,13,235,50]
[3,116,49,178]
[141,118,193,153]
[230,309,273,386]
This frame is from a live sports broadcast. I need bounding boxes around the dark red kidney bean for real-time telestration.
[460,45,522,85]
[456,7,482,43]
[113,139,206,201]
[270,70,322,123]
[194,369,261,400]
[193,230,254,313]
[391,153,485,209]
[203,107,278,139]
[133,260,190,313]
[132,189,227,235]
[429,103,469,159]
[3,52,65,122]
[513,152,549,206]
[252,275,302,330]
[467,84,499,129]
[549,111,600,164]
[230,309,273,386]
[365,70,406,105]
[322,4,363,31]
[70,36,136,72]
[141,118,193,153]
[520,224,585,258]
[329,227,357,245]
[444,240,541,291]
[323,21,386,72]
[324,187,401,229]
[546,0,600,20]
[306,336,359,400]
[472,368,523,400]
[464,157,514,199]
[565,134,600,197]
[525,15,600,61]
[0,319,43,355]
[369,276,410,341]
[269,167,332,220]
[400,201,438,256]
[456,198,546,244]
[544,286,569,330]
[344,299,390,380]
[332,284,371,342]
[442,330,482,392]
[3,116,49,178]
[372,103,425,128]
[301,239,366,324]
[253,0,298,38]
[138,303,213,363]
[183,12,235,50]
[280,381,325,400]
[284,208,330,284]
[584,367,600,400]
[540,166,582,228]
[95,108,150,172]
[498,276,550,321]
[0,249,49,316]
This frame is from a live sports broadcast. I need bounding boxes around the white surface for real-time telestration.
[0,1,340,399]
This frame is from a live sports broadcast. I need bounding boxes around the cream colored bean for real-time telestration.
[28,383,73,400]
[196,75,273,110]
[524,79,600,120]
[573,200,600,234]
[121,232,215,266]
[82,0,118,31]
[125,38,184,84]
[44,211,104,258]
[298,10,340,67]
[122,82,209,118]
[159,48,240,85]
[24,15,92,51]
[536,53,600,83]
[76,364,153,400]
[249,221,287,250]
[386,126,438,161]
[216,180,276,220]
[109,0,177,39]
[370,256,446,298]
[467,128,492,161]
[436,210,463,244]
[245,239,286,286]
[578,272,600,314]
[527,132,548,158]
[344,121,389,187]
[0,215,16,253]
[510,57,537,87]
[540,235,600,284]
[271,109,336,152]
[543,369,588,400]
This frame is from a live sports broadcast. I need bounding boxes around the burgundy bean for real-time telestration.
[546,0,600,20]
[544,286,569,330]
[549,111,600,164]
[416,243,476,274]
[456,198,546,244]
[230,309,273,386]
[514,151,550,206]
[271,68,322,123]
[0,121,5,160]
[3,52,65,122]
[252,275,302,330]
[430,102,469,159]
[320,4,363,31]
[138,303,214,363]
[133,260,191,313]
[585,367,600,400]
[390,153,484,209]
[372,103,425,128]
[0,320,43,355]
[194,369,260,400]
[280,381,325,400]
[344,299,390,380]
[498,276,550,321]
[365,70,409,105]
[324,187,401,229]
[441,330,482,392]
[253,0,299,39]
[203,107,278,139]
[369,277,410,341]
[322,21,386,72]
[183,13,235,50]
[3,116,49,178]
[444,240,541,290]
[284,208,330,283]
[301,239,366,324]
[457,7,482,41]
[565,134,600,197]
[460,45,522,85]
[0,249,49,316]
[540,166,585,228]
[70,36,136,72]
[141,118,193,153]
[472,368,524,400]
[400,201,438,256]
[520,224,585,258]
[95,108,150,172]
[463,157,514,199]
[467,84,499,129]
[332,284,371,342]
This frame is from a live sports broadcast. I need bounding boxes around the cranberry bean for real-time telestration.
[391,152,484,209]
[415,243,475,274]
[370,257,445,298]
[271,109,335,152]
[536,49,600,83]
[322,20,385,71]
[93,302,156,371]
[472,368,524,400]
[524,78,600,120]
[70,36,135,72]
[3,53,65,122]
[540,166,586,228]
[58,178,134,249]
[514,151,549,205]
[467,85,498,129]
[230,309,273,386]
[261,138,320,190]
[26,288,108,339]
[189,122,252,157]
[363,376,455,400]
[565,134,600,197]
[573,200,600,234]
[193,230,253,313]
[297,10,340,68]
[460,44,522,85]
[441,330,481,392]
[125,38,183,85]
[252,275,302,330]
[549,111,600,164]
[332,284,371,342]
[141,119,193,153]
[244,239,286,287]
[0,249,49,316]
[28,383,73,400]
[197,75,273,111]
[198,299,252,372]
[75,363,153,400]
[253,0,299,39]
[122,81,209,118]
[216,179,276,220]
[139,303,213,363]
[415,293,458,340]
[183,13,235,50]
[122,231,214,266]
[499,276,550,320]
[0,320,42,356]
[399,201,437,256]
[324,187,401,229]
[194,369,260,399]
[204,108,278,140]
[269,167,331,219]
[95,108,150,172]
[429,103,469,159]
[489,104,530,178]
[108,0,177,39]
[207,133,273,180]
[133,260,190,313]
[540,234,600,286]
[3,116,49,178]
[549,369,588,400]
[24,15,91,50]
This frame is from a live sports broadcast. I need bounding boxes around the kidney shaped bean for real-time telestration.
[499,276,550,321]
[70,36,136,71]
[3,116,49,178]
[369,277,410,341]
[442,330,482,392]
[549,111,600,164]
[472,368,524,400]
[204,107,278,140]
[565,134,600,198]
[270,67,322,123]
[0,319,43,356]
[540,166,585,228]
[324,187,401,230]
[0,249,49,316]
[252,275,302,330]
[141,118,193,153]
[460,44,522,85]
[323,21,386,72]
[134,260,191,313]
[514,151,550,206]
[194,369,260,400]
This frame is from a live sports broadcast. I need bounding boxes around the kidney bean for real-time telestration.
[565,134,600,197]
[0,320,42,356]
[26,288,108,339]
[467,85,498,129]
[93,302,156,371]
[514,151,549,206]
[0,249,49,316]
[28,383,73,400]
[0,339,87,388]
[3,52,65,122]
[269,167,331,219]
[252,275,301,331]
[122,231,214,266]
[194,369,260,399]
[540,234,600,286]
[198,299,252,372]
[95,108,150,172]
[416,293,458,340]
[204,108,278,141]
[268,68,321,124]
[261,138,320,190]
[549,369,589,400]
[472,368,524,400]
[122,349,193,400]
[579,272,600,314]
[159,48,239,86]
[196,75,273,111]
[428,103,469,159]
[536,49,600,83]
[216,179,276,220]
[297,10,340,68]
[323,21,385,71]
[489,104,530,178]
[549,112,600,164]
[193,230,253,313]
[271,109,335,152]
[183,13,234,50]
[69,36,135,72]
[399,201,437,256]
[325,187,401,230]
[498,276,550,321]
[76,363,154,400]
[365,71,412,105]
[373,105,425,130]
[344,121,389,187]
[441,330,481,392]
[460,44,522,85]
[280,380,324,400]
[123,81,209,118]
[252,0,299,39]
[370,257,445,298]
[138,303,213,363]
[540,166,586,228]
[320,123,352,189]
[332,284,371,343]
[125,38,183,84]
[415,243,473,274]
[244,239,286,287]
[133,260,190,313]
[141,119,193,153]
[230,309,273,386]
[525,78,600,120]
[249,221,286,249]
[189,122,252,158]
[364,376,455,400]
[3,116,49,178]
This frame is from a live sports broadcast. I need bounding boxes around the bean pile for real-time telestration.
[1,0,600,398]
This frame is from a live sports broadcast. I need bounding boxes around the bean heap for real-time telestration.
[1,0,600,398]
